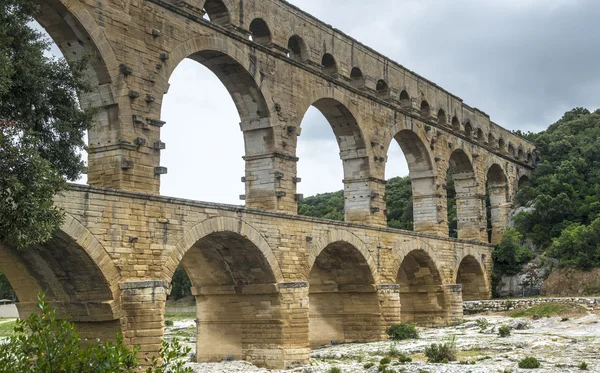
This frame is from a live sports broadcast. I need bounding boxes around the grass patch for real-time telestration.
[509,302,587,318]
[164,312,196,321]
[0,319,17,337]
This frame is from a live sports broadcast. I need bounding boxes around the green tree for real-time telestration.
[169,264,192,300]
[0,293,192,373]
[0,269,16,300]
[0,0,94,248]
[385,176,413,230]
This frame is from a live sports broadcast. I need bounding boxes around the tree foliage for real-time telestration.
[0,0,94,248]
[512,108,600,269]
[0,293,192,373]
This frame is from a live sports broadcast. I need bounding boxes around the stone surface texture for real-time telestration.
[0,0,536,368]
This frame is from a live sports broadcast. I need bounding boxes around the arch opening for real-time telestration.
[248,18,271,44]
[437,109,447,126]
[517,148,524,161]
[451,116,460,131]
[508,143,516,158]
[161,48,272,203]
[0,228,120,339]
[397,250,446,326]
[297,98,369,222]
[447,149,479,240]
[464,121,473,139]
[420,100,430,120]
[309,241,380,347]
[399,90,411,110]
[488,133,496,147]
[321,53,338,75]
[350,67,364,87]
[518,175,530,189]
[476,128,485,143]
[177,231,279,362]
[288,35,308,61]
[486,164,509,244]
[498,137,506,152]
[376,79,390,98]
[456,256,488,300]
[203,0,231,26]
[386,130,436,233]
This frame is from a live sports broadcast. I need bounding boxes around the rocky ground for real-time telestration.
[165,313,600,373]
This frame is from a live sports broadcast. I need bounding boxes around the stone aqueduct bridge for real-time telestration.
[0,0,535,368]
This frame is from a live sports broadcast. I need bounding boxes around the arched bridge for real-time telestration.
[0,0,534,368]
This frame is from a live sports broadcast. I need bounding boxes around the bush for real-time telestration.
[164,319,174,327]
[498,325,511,337]
[475,318,490,332]
[327,368,341,373]
[363,362,375,369]
[424,336,457,363]
[386,323,419,340]
[0,293,192,373]
[518,357,541,369]
[579,362,589,370]
[380,356,391,365]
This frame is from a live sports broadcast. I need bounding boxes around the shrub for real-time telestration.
[476,318,490,332]
[424,336,457,363]
[0,293,192,373]
[579,362,589,370]
[518,357,541,369]
[164,319,174,327]
[363,362,375,369]
[327,368,341,373]
[398,353,412,363]
[498,325,511,337]
[386,323,419,340]
[380,356,391,365]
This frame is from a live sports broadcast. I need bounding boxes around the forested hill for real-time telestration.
[298,176,414,230]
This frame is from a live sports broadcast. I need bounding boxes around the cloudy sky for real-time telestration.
[46,0,600,204]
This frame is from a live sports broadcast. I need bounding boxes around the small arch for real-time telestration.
[487,133,496,147]
[248,18,271,44]
[420,100,431,119]
[476,128,485,142]
[399,90,411,109]
[397,249,446,326]
[517,148,524,160]
[487,164,509,244]
[508,143,516,157]
[456,255,489,300]
[350,67,364,87]
[498,137,506,152]
[448,150,477,240]
[451,116,461,131]
[203,0,231,26]
[308,233,380,347]
[376,79,390,98]
[437,109,447,126]
[518,175,530,189]
[464,121,473,138]
[527,152,533,165]
[288,35,308,61]
[321,53,338,75]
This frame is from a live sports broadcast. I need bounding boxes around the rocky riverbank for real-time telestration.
[166,313,600,372]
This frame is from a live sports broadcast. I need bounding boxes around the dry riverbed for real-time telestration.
[165,313,600,373]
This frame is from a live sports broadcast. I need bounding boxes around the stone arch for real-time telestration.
[167,216,283,283]
[168,217,284,363]
[399,90,411,109]
[518,175,530,189]
[488,132,496,147]
[487,164,509,244]
[249,18,272,44]
[420,100,431,119]
[307,230,377,280]
[376,79,390,98]
[0,213,121,323]
[350,67,365,87]
[464,121,473,139]
[165,35,273,125]
[448,149,481,240]
[451,115,461,131]
[297,87,375,222]
[321,53,338,75]
[527,152,533,165]
[384,121,438,234]
[456,255,489,300]
[476,128,485,142]
[203,0,231,26]
[396,248,447,326]
[498,137,506,152]
[437,109,447,126]
[288,34,309,61]
[517,147,524,160]
[308,232,380,347]
[508,142,516,157]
